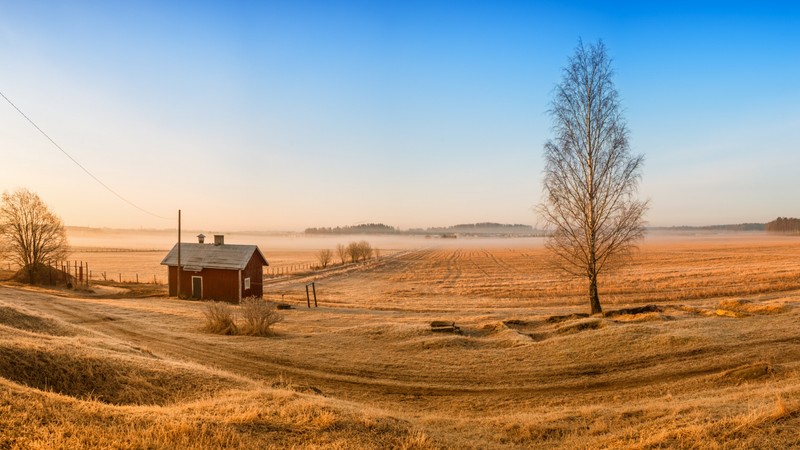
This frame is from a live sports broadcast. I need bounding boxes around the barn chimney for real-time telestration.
[197,234,205,244]
[214,234,224,246]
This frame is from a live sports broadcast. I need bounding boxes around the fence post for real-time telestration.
[305,284,310,308]
[312,281,317,307]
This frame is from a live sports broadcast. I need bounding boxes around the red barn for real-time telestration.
[160,234,268,303]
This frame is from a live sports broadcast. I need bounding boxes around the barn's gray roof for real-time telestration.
[160,243,268,271]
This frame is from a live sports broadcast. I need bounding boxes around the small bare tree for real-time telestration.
[357,240,372,261]
[0,189,69,284]
[346,241,359,263]
[537,40,648,315]
[317,249,332,269]
[336,243,347,265]
[345,240,373,263]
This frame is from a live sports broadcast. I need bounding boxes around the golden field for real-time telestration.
[2,231,800,448]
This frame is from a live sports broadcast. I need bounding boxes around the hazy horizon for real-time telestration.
[2,2,798,231]
[63,219,778,235]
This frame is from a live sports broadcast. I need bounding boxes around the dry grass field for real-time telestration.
[2,232,800,448]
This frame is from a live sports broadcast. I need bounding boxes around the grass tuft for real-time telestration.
[202,302,238,335]
[239,297,283,336]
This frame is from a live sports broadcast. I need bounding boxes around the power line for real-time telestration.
[0,89,173,221]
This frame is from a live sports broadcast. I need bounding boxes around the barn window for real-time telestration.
[244,277,251,290]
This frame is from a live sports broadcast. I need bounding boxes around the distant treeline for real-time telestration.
[765,217,800,234]
[304,223,400,235]
[410,222,538,236]
[652,218,800,234]
[656,223,766,232]
[305,222,540,236]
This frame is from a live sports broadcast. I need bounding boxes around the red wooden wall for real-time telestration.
[167,255,264,303]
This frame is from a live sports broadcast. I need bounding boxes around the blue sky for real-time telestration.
[0,1,798,231]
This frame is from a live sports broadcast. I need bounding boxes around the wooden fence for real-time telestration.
[265,263,316,277]
[2,260,166,286]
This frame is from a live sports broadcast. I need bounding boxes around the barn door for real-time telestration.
[191,276,202,299]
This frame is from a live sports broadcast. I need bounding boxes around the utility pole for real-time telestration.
[177,209,181,298]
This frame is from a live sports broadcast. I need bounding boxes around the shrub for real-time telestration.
[239,297,283,336]
[202,302,238,335]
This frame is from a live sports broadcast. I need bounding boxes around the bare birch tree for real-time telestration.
[0,189,69,284]
[537,40,648,315]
